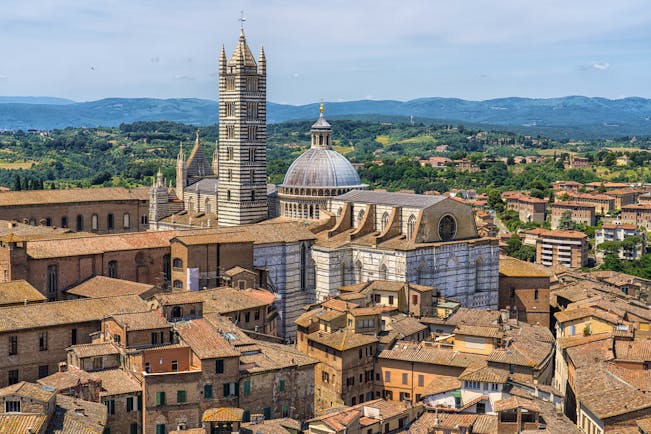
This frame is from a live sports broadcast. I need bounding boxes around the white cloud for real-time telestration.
[592,62,611,70]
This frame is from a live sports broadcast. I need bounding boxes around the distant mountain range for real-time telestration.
[1,96,651,139]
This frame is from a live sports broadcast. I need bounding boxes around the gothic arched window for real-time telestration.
[381,212,390,231]
[379,264,388,281]
[406,214,416,240]
[355,260,363,283]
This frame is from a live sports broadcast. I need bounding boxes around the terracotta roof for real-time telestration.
[202,407,245,422]
[499,256,552,278]
[50,393,108,433]
[0,186,148,206]
[422,374,461,396]
[321,298,358,312]
[110,311,170,331]
[69,342,121,359]
[308,330,378,351]
[0,414,47,433]
[379,341,487,368]
[350,306,392,316]
[223,266,255,277]
[525,228,587,239]
[0,381,55,402]
[203,313,256,346]
[566,338,614,368]
[174,318,240,359]
[0,294,149,332]
[441,307,501,327]
[66,276,155,299]
[0,280,46,305]
[601,224,638,230]
[459,365,509,383]
[551,201,596,209]
[238,341,317,373]
[173,231,254,246]
[454,324,503,338]
[241,418,302,434]
[26,230,179,259]
[556,332,612,350]
[409,412,479,434]
[637,417,651,432]
[295,308,325,328]
[389,316,428,337]
[494,396,541,412]
[615,339,651,362]
[93,369,142,396]
[555,306,622,325]
[574,363,651,420]
[37,367,100,392]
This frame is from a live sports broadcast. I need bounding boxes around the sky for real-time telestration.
[1,0,651,104]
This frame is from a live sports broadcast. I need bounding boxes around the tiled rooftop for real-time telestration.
[174,318,240,360]
[110,310,171,331]
[93,369,142,396]
[66,276,155,299]
[0,279,46,305]
[308,329,378,351]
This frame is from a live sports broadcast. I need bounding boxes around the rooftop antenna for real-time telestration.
[239,10,247,30]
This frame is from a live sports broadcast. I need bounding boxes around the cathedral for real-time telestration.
[146,26,500,337]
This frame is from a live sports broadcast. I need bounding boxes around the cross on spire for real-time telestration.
[239,10,246,30]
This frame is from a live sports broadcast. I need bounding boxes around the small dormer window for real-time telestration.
[5,401,20,412]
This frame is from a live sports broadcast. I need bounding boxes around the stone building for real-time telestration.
[278,104,367,220]
[498,256,552,328]
[311,190,499,309]
[503,192,548,224]
[0,186,150,233]
[550,201,596,229]
[525,228,589,268]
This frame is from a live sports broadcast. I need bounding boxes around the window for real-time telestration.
[245,312,250,322]
[156,423,166,434]
[226,190,231,201]
[406,214,416,240]
[223,382,237,397]
[464,380,480,390]
[5,401,20,412]
[226,77,235,91]
[249,148,255,162]
[227,146,234,160]
[39,332,48,351]
[243,380,251,396]
[204,384,213,399]
[93,357,103,371]
[8,336,17,355]
[108,260,118,278]
[300,243,308,291]
[491,383,499,391]
[123,213,130,229]
[263,407,271,420]
[71,328,77,346]
[45,217,52,226]
[173,280,183,289]
[8,370,18,385]
[105,399,115,415]
[226,125,235,140]
[172,258,183,269]
[144,363,150,373]
[177,390,186,403]
[476,402,486,414]
[141,215,148,225]
[155,391,166,406]
[254,309,260,321]
[38,365,49,379]
[379,264,387,280]
[171,360,178,371]
[247,102,258,119]
[91,214,98,230]
[225,102,236,117]
[61,216,68,228]
[322,371,330,383]
[388,296,394,305]
[246,76,258,91]
[534,289,539,300]
[355,260,363,283]
[126,397,133,412]
[130,423,138,434]
[381,212,390,231]
[418,375,424,387]
[385,371,391,382]
[47,265,57,299]
[282,405,289,418]
[248,125,257,140]
[402,373,408,385]
[216,359,224,374]
[438,214,457,241]
[107,213,114,230]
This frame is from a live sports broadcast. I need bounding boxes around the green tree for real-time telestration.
[557,210,577,231]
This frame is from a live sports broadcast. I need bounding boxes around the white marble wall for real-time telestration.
[312,241,499,309]
[254,241,316,340]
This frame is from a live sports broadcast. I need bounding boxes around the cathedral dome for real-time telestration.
[281,147,363,188]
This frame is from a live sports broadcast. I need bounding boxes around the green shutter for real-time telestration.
[263,407,271,420]
[137,395,142,411]
[243,380,251,396]
[243,410,251,422]
[156,424,166,434]
[126,397,133,412]
[155,391,165,406]
[223,383,230,397]
[177,390,186,403]
[130,423,138,434]
[204,384,213,399]
[279,379,285,392]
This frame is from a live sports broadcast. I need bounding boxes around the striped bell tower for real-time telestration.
[217,27,268,226]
